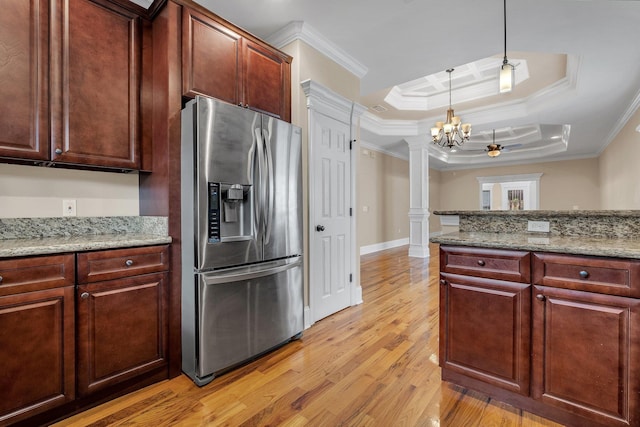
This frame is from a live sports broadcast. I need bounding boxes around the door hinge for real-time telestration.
[349,207,353,216]
[349,273,353,282]
[350,139,356,150]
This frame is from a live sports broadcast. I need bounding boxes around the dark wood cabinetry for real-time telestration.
[0,0,142,170]
[439,246,531,396]
[50,0,141,169]
[242,39,291,120]
[0,254,75,425]
[440,245,640,427]
[532,285,640,427]
[76,245,169,396]
[182,7,241,105]
[0,0,50,161]
[181,5,291,121]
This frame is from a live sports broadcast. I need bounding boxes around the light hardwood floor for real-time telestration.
[53,244,562,426]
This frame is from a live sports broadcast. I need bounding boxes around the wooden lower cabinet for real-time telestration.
[76,245,169,396]
[439,273,531,395]
[76,272,168,396]
[440,246,640,427]
[532,285,640,427]
[0,255,75,426]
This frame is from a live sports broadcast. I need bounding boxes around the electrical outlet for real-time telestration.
[527,220,549,233]
[63,199,77,217]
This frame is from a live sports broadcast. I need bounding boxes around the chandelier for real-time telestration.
[500,0,515,93]
[431,69,471,148]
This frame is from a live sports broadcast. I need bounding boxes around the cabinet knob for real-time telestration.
[477,260,485,266]
[439,279,447,286]
[579,270,589,279]
[81,292,89,299]
[55,148,62,155]
[125,259,134,267]
[536,294,546,302]
[0,275,3,284]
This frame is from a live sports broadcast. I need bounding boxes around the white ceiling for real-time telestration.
[196,0,640,170]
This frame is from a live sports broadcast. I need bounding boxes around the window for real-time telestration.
[477,173,542,210]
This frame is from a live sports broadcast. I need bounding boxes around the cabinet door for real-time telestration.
[0,0,49,161]
[242,39,291,121]
[50,0,140,169]
[532,286,640,427]
[77,272,167,396]
[0,287,75,425]
[440,273,531,395]
[182,7,241,104]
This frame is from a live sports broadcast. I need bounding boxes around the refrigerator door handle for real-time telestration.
[262,128,275,244]
[202,258,302,285]
[253,127,265,232]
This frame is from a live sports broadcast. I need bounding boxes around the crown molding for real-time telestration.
[359,141,409,161]
[266,21,368,79]
[599,85,640,154]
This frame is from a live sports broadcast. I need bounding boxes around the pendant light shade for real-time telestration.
[500,0,515,93]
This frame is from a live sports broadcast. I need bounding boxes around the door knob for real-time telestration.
[316,225,325,232]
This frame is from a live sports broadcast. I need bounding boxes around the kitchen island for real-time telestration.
[431,210,640,427]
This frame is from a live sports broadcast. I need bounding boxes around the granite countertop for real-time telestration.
[430,231,640,259]
[0,233,172,258]
[0,216,171,258]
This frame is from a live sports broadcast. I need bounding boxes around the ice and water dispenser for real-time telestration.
[207,182,252,243]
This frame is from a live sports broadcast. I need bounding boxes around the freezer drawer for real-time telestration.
[183,257,303,386]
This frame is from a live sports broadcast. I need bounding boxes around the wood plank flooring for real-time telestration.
[52,244,563,426]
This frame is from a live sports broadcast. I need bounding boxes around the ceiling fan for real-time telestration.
[455,129,522,157]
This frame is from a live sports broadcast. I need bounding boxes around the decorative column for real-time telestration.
[405,136,430,258]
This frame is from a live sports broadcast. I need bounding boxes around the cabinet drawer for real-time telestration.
[0,254,75,296]
[440,246,531,283]
[533,252,640,297]
[77,245,169,284]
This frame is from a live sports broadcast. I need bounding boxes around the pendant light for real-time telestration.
[500,0,515,93]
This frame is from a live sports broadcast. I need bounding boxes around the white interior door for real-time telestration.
[310,111,352,322]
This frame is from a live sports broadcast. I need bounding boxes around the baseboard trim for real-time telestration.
[360,238,409,255]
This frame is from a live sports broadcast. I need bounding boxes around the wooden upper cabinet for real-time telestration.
[0,0,49,161]
[181,6,292,122]
[243,39,291,121]
[50,0,141,169]
[182,7,241,105]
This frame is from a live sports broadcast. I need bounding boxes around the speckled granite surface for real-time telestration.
[430,231,640,259]
[0,216,171,258]
[431,210,640,258]
[434,210,640,238]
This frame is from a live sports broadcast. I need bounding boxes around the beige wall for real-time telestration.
[437,158,600,213]
[357,148,410,248]
[599,106,640,209]
[0,163,139,218]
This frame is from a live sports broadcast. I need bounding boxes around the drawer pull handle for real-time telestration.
[81,292,89,299]
[536,294,546,302]
[125,259,134,267]
[579,270,589,279]
[477,260,485,266]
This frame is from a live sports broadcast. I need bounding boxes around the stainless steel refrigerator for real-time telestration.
[181,96,303,386]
